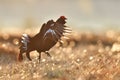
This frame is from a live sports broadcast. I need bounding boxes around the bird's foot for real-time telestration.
[38,58,41,63]
[45,51,51,57]
[26,52,32,61]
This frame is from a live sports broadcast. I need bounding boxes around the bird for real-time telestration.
[18,16,70,62]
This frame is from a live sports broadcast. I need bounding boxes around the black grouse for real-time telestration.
[18,16,70,61]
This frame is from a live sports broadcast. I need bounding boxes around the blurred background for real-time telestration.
[0,0,120,33]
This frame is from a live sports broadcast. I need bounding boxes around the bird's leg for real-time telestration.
[26,52,32,61]
[45,51,51,57]
[38,52,41,63]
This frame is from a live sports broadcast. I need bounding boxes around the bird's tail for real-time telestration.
[20,34,30,51]
[18,34,30,61]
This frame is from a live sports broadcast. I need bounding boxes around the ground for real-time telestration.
[0,30,120,80]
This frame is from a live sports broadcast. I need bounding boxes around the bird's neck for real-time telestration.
[56,18,66,25]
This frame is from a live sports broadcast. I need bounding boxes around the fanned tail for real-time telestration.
[21,34,30,51]
[18,34,30,61]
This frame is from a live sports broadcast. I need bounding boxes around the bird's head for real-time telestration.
[60,16,67,20]
[56,16,67,24]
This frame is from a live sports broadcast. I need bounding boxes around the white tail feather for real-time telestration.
[21,34,30,50]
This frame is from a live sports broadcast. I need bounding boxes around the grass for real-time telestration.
[0,30,120,80]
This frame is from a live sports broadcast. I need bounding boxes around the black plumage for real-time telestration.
[18,16,70,61]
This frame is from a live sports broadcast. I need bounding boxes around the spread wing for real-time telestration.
[39,20,54,37]
[39,20,70,43]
